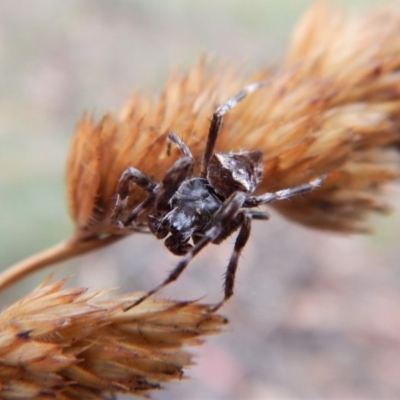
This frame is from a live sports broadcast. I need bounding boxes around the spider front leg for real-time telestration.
[154,157,194,210]
[244,176,325,207]
[111,167,157,223]
[167,131,193,159]
[122,156,194,227]
[200,80,270,177]
[113,132,194,226]
[151,133,194,213]
[123,191,247,311]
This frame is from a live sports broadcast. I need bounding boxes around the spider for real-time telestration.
[111,80,324,312]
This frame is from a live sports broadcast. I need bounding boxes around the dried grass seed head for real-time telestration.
[0,277,227,399]
[66,4,400,242]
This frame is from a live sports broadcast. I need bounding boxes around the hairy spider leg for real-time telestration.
[152,131,195,213]
[154,157,194,211]
[111,167,157,222]
[244,176,325,207]
[123,191,247,311]
[248,210,270,220]
[200,80,270,178]
[115,131,195,226]
[167,131,194,159]
[210,211,252,312]
[124,194,157,226]
[210,177,324,312]
[206,209,268,312]
[124,157,194,227]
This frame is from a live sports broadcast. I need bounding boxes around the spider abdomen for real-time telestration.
[207,151,263,199]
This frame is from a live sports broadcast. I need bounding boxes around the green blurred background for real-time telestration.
[1,1,400,399]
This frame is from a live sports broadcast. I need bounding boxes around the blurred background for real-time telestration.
[1,1,400,399]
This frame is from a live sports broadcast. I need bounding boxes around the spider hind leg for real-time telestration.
[210,212,252,312]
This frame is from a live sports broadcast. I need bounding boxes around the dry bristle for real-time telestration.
[0,278,227,399]
[66,4,400,242]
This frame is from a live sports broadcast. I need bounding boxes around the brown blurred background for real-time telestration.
[1,1,400,399]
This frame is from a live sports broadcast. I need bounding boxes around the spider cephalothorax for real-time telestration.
[112,81,324,311]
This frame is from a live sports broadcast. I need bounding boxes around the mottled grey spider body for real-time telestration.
[157,177,222,251]
[112,81,324,311]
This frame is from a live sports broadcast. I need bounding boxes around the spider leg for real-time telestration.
[123,157,194,226]
[124,194,157,226]
[155,156,194,211]
[123,191,247,311]
[210,211,252,312]
[244,176,325,207]
[111,167,157,222]
[200,80,270,177]
[167,131,193,159]
[248,210,270,220]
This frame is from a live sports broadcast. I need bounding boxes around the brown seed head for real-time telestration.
[0,277,227,399]
[67,4,400,239]
[2,3,400,291]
